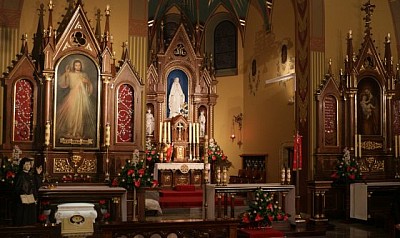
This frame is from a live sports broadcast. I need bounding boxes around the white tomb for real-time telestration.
[55,203,97,235]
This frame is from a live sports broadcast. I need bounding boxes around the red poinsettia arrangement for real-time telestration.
[331,148,364,184]
[117,150,158,190]
[241,189,290,227]
[205,139,232,169]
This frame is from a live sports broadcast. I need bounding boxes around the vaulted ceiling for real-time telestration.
[148,0,273,31]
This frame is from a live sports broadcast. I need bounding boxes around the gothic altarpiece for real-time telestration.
[146,22,218,187]
[1,2,145,187]
[312,2,400,221]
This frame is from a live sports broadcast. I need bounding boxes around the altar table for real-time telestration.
[206,183,295,221]
[154,163,210,187]
[350,182,400,220]
[39,185,127,221]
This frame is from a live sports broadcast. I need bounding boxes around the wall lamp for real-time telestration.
[230,113,243,147]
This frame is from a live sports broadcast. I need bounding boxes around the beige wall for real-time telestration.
[241,0,296,182]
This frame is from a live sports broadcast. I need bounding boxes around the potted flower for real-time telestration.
[203,139,232,184]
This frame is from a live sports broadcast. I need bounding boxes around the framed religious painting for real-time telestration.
[53,54,100,149]
[166,69,189,118]
[357,77,381,136]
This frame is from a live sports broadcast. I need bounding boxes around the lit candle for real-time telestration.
[189,123,192,144]
[44,122,50,146]
[398,135,400,159]
[105,124,111,146]
[281,168,286,185]
[286,168,291,184]
[196,123,200,143]
[193,122,196,143]
[159,122,163,143]
[358,135,362,158]
[167,122,171,143]
[355,134,358,157]
[395,135,398,158]
[163,122,167,144]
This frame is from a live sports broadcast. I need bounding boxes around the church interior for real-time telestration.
[1,0,400,237]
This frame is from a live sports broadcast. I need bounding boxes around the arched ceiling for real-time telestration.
[148,0,273,31]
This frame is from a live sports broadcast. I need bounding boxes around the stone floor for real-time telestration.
[147,207,393,237]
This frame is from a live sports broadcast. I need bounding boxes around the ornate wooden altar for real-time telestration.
[312,2,400,222]
[0,2,144,182]
[146,22,218,150]
[145,18,218,185]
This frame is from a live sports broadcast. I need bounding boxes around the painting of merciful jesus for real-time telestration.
[55,54,98,147]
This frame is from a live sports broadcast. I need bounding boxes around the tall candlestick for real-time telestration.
[159,122,163,143]
[105,124,111,146]
[397,135,400,159]
[395,135,398,158]
[355,134,358,157]
[45,121,50,146]
[358,135,362,158]
[189,123,192,143]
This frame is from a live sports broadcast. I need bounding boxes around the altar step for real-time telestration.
[158,189,247,208]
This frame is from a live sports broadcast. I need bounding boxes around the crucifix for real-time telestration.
[177,123,184,141]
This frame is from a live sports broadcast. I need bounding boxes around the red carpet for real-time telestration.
[159,189,203,208]
[159,188,246,208]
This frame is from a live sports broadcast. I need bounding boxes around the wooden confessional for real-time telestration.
[311,2,400,223]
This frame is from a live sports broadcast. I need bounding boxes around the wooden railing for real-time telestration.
[0,220,240,238]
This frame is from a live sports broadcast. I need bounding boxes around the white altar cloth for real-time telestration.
[350,182,400,220]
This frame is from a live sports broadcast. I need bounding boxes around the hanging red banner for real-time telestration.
[293,132,303,171]
[297,133,303,170]
[293,134,298,170]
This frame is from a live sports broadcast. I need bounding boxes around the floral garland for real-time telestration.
[241,189,290,227]
[331,147,364,184]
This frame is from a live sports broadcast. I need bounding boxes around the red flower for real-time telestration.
[147,156,152,161]
[138,168,145,175]
[212,155,216,161]
[348,174,355,180]
[38,214,47,222]
[151,180,158,188]
[103,212,111,219]
[255,213,264,222]
[127,169,134,176]
[331,172,338,179]
[99,200,106,206]
[277,214,283,221]
[267,203,273,210]
[134,179,141,187]
[111,178,119,187]
[6,171,14,179]
[268,215,274,221]
[242,214,250,223]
